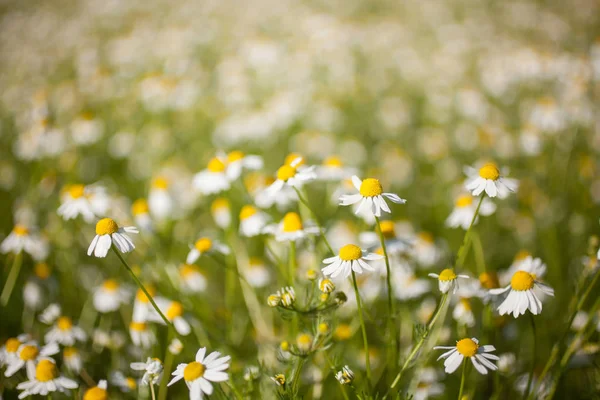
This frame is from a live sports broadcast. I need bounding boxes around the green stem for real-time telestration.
[352,270,372,390]
[289,241,297,286]
[455,195,484,270]
[470,231,486,274]
[150,380,157,400]
[158,329,174,400]
[293,187,334,255]
[523,314,536,399]
[458,361,467,400]
[291,357,307,398]
[1,251,23,306]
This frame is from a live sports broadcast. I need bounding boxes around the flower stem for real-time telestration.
[456,195,484,270]
[523,314,536,399]
[291,356,307,398]
[293,187,334,255]
[150,380,157,400]
[289,241,297,286]
[351,270,372,390]
[158,329,174,400]
[458,361,467,400]
[1,251,23,306]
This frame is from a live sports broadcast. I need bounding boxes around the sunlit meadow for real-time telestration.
[1,0,600,399]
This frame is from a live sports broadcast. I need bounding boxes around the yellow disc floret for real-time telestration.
[194,238,212,252]
[180,264,200,278]
[285,153,304,166]
[63,347,78,358]
[136,287,156,303]
[479,272,499,289]
[95,218,118,235]
[478,163,500,181]
[166,302,183,320]
[34,262,51,280]
[339,244,362,261]
[5,338,21,353]
[68,184,86,199]
[296,333,313,352]
[13,225,29,236]
[239,205,257,220]
[334,324,352,341]
[282,212,303,232]
[57,316,73,331]
[438,268,457,281]
[455,195,474,208]
[359,178,383,197]
[276,165,296,181]
[83,386,107,400]
[207,157,226,172]
[456,338,479,357]
[19,345,39,361]
[211,198,229,212]
[102,279,119,291]
[132,199,149,216]
[227,150,245,162]
[35,359,57,382]
[152,177,169,189]
[323,156,343,168]
[511,271,535,291]
[183,361,206,382]
[379,220,396,238]
[130,322,147,331]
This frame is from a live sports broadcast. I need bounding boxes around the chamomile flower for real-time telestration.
[413,232,441,268]
[500,255,547,286]
[186,237,230,264]
[4,341,59,377]
[322,244,383,279]
[179,264,207,293]
[83,380,109,400]
[93,279,130,313]
[147,298,191,335]
[265,157,316,197]
[39,303,61,324]
[434,337,499,375]
[130,357,164,385]
[87,218,138,258]
[129,322,156,348]
[111,371,138,393]
[428,268,470,294]
[71,112,104,145]
[210,198,231,229]
[490,270,555,317]
[131,199,153,232]
[16,358,78,398]
[193,156,231,195]
[339,175,406,217]
[0,334,30,367]
[239,205,269,237]
[464,162,518,198]
[413,368,444,400]
[263,212,319,242]
[148,177,173,220]
[335,365,355,385]
[132,287,157,322]
[1,224,49,260]
[445,194,496,229]
[453,298,476,327]
[63,347,82,373]
[57,184,109,223]
[241,258,271,288]
[316,156,357,181]
[168,347,231,399]
[224,150,263,180]
[392,269,431,300]
[44,316,87,346]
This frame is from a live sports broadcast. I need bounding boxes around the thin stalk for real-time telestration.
[458,361,467,400]
[289,241,297,286]
[150,381,157,400]
[455,195,484,270]
[293,187,333,255]
[158,329,174,400]
[351,270,372,389]
[1,251,23,306]
[523,314,536,399]
[291,357,307,398]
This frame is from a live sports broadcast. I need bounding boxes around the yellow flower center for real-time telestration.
[511,271,535,291]
[280,341,289,351]
[126,377,137,389]
[334,324,352,341]
[438,268,457,281]
[183,361,206,382]
[359,178,383,197]
[136,287,156,303]
[180,264,200,278]
[339,244,362,261]
[455,195,474,208]
[130,322,147,332]
[459,298,472,311]
[35,262,51,279]
[514,250,531,262]
[318,323,329,334]
[132,199,149,216]
[319,279,335,293]
[276,165,296,181]
[273,374,286,385]
[207,157,226,173]
[379,220,396,238]
[478,163,500,181]
[152,177,169,189]
[63,347,78,358]
[456,338,479,357]
[418,232,434,244]
[68,184,86,199]
[285,153,304,166]
[323,156,343,167]
[35,359,57,382]
[57,316,73,331]
[5,338,21,353]
[20,345,39,361]
[239,205,257,220]
[95,218,118,235]
[13,225,29,236]
[282,212,303,232]
[83,386,107,400]
[102,279,119,292]
[479,272,499,289]
[81,111,95,120]
[194,238,212,252]
[211,198,229,212]
[166,302,183,320]
[227,150,245,162]
[296,333,312,349]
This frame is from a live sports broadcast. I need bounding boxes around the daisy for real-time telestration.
[265,157,316,197]
[413,232,440,268]
[500,255,547,286]
[23,281,44,311]
[147,298,191,336]
[193,156,231,195]
[241,258,271,288]
[16,358,78,398]
[490,270,554,317]
[93,279,130,313]
[211,198,231,229]
[239,205,269,237]
[4,341,59,377]
[445,194,496,229]
[339,175,406,217]
[63,347,82,373]
[83,380,109,400]
[71,112,104,145]
[111,371,138,393]
[57,184,109,223]
[268,286,296,308]
[132,199,153,232]
[452,298,475,327]
[316,156,357,181]
[186,237,230,264]
[224,150,263,180]
[129,322,156,348]
[321,244,383,279]
[148,177,173,221]
[179,264,208,293]
[392,269,431,300]
[39,303,61,324]
[335,365,355,385]
[0,334,30,367]
[44,316,87,346]
[168,347,231,399]
[1,224,49,260]
[413,367,444,400]
[131,357,164,385]
[464,162,518,198]
[262,212,319,242]
[428,268,470,294]
[87,218,138,258]
[132,287,157,323]
[332,179,375,224]
[434,337,499,375]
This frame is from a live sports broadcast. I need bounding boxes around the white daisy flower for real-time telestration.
[316,156,357,181]
[392,269,431,300]
[83,380,109,400]
[186,237,230,264]
[339,175,406,217]
[132,199,153,233]
[148,177,173,221]
[62,347,82,373]
[224,150,263,181]
[16,358,78,398]
[413,367,444,400]
[57,184,109,223]
[71,112,104,145]
[413,232,441,268]
[332,179,376,225]
[321,244,383,279]
[1,224,49,260]
[211,198,231,229]
[464,163,518,198]
[131,357,164,385]
[193,157,231,195]
[44,316,87,346]
[335,365,354,385]
[179,264,208,293]
[452,298,476,327]
[168,347,231,399]
[241,258,271,288]
[239,205,269,237]
[132,287,157,323]
[87,218,138,258]
[129,322,156,349]
[262,212,319,242]
[93,279,130,313]
[0,334,31,367]
[110,371,138,393]
[490,270,555,317]
[500,255,546,286]
[4,341,59,377]
[169,338,184,355]
[428,269,470,294]
[147,298,191,336]
[434,337,499,375]
[23,280,44,311]
[445,194,496,229]
[39,303,61,324]
[265,157,316,197]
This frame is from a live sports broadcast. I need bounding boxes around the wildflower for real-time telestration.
[318,278,335,293]
[44,316,87,346]
[186,237,230,264]
[132,287,157,323]
[16,358,78,398]
[130,357,164,385]
[148,176,173,220]
[168,347,231,399]
[129,322,156,348]
[87,218,138,258]
[490,271,554,317]
[316,156,357,181]
[57,184,109,223]
[263,211,319,242]
[428,268,469,294]
[453,298,475,327]
[148,299,191,335]
[0,334,30,367]
[464,162,517,198]
[267,293,281,307]
[93,279,130,313]
[434,337,499,374]
[211,198,231,229]
[413,232,440,268]
[169,338,184,355]
[193,156,231,195]
[296,333,313,354]
[63,347,82,373]
[39,303,61,324]
[277,286,296,307]
[413,368,444,400]
[239,205,269,237]
[266,157,316,197]
[243,366,260,381]
[500,255,547,286]
[111,371,137,393]
[131,199,152,232]
[83,380,108,400]
[392,269,431,300]
[322,244,383,279]
[335,365,354,385]
[334,324,353,341]
[4,341,59,377]
[1,224,49,260]
[445,194,496,229]
[71,112,104,145]
[224,150,263,180]
[242,258,270,288]
[317,322,330,335]
[179,264,208,293]
[271,374,286,387]
[339,175,406,217]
